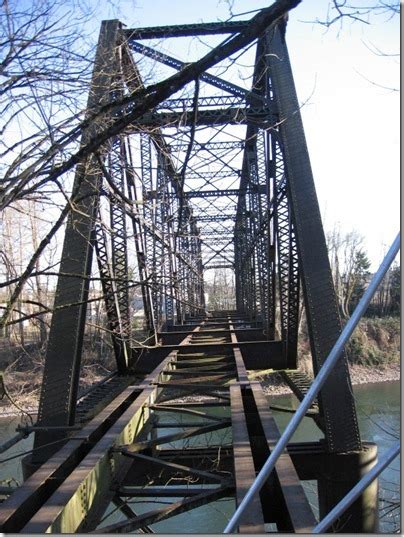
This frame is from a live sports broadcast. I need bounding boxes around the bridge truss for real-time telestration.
[0,10,379,534]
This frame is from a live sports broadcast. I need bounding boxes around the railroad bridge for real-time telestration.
[0,8,381,534]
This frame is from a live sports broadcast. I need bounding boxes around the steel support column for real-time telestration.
[267,23,361,452]
[32,20,123,463]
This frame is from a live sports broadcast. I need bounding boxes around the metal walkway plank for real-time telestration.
[230,383,266,533]
[250,382,317,533]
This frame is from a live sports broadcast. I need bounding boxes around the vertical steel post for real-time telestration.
[267,23,361,452]
[94,210,128,372]
[108,137,131,370]
[32,20,122,463]
[124,139,155,335]
[141,133,161,331]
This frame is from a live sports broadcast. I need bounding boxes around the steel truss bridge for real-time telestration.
[0,11,380,534]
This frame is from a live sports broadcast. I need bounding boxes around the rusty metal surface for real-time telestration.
[0,314,367,533]
[32,20,124,462]
[4,325,233,533]
[250,382,317,532]
[22,385,157,533]
[267,24,361,453]
[0,384,142,532]
[230,383,266,533]
[94,485,234,533]
[280,370,324,431]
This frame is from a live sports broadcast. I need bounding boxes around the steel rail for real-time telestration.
[313,441,400,533]
[223,232,400,533]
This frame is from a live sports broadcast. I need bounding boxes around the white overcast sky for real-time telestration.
[93,0,400,269]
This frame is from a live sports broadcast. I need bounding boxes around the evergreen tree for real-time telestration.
[347,250,371,314]
[389,264,400,315]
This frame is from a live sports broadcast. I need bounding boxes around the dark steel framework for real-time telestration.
[32,16,361,467]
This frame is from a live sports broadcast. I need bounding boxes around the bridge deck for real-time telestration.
[0,316,317,533]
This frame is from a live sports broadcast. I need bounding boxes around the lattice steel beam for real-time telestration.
[195,214,236,222]
[122,38,205,329]
[32,20,123,463]
[267,24,361,453]
[170,141,243,152]
[123,20,249,40]
[182,189,240,198]
[94,211,129,373]
[159,95,245,110]
[107,137,131,367]
[135,106,273,127]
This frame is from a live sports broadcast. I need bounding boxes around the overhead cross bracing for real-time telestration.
[0,6,380,535]
[124,42,254,281]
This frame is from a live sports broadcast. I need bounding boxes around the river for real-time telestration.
[0,381,400,532]
[272,380,400,533]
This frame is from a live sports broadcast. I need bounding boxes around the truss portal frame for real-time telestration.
[32,14,361,463]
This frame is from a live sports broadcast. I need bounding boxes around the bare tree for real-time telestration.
[368,261,400,317]
[307,0,400,91]
[326,227,371,319]
[207,269,236,311]
[312,0,399,29]
[0,0,95,199]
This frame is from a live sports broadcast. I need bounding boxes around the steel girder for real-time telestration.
[32,20,207,461]
[134,106,273,128]
[181,189,240,198]
[233,33,299,354]
[120,42,205,329]
[32,20,127,462]
[195,214,235,222]
[182,171,241,180]
[123,20,250,40]
[170,140,243,152]
[140,133,163,329]
[159,95,245,110]
[231,25,360,452]
[107,137,131,365]
[157,159,175,325]
[139,135,205,328]
[124,138,155,335]
[234,36,276,331]
[94,203,129,374]
[266,24,361,452]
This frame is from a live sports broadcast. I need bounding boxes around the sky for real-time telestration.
[64,1,401,270]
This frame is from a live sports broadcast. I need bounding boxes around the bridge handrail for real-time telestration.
[223,232,400,533]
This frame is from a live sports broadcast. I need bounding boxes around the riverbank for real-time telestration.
[259,362,400,397]
[0,365,108,420]
[0,317,399,416]
[349,362,400,386]
[0,363,399,418]
[260,316,400,397]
